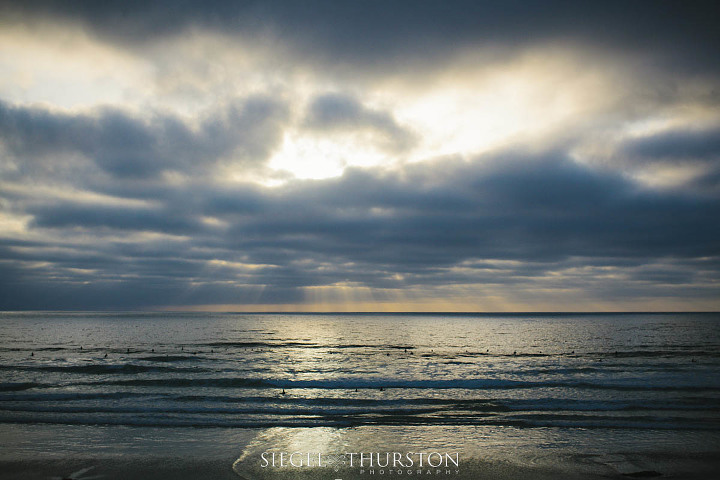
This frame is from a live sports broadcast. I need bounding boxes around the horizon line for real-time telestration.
[2,309,719,315]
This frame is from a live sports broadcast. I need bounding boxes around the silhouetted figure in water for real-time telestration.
[281,389,286,395]
[513,351,517,355]
[104,354,107,358]
[355,388,358,392]
[151,348,154,353]
[80,346,83,350]
[126,348,130,354]
[379,387,384,391]
[30,352,33,357]
[181,346,184,351]
[571,350,575,354]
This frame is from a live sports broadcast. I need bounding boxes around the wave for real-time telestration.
[80,376,720,391]
[202,341,318,348]
[0,409,715,430]
[3,364,209,374]
[0,382,42,392]
[200,342,420,351]
[4,346,716,359]
[5,397,716,415]
[0,403,478,416]
[4,390,716,416]
[138,355,198,362]
[0,391,141,402]
[589,350,720,359]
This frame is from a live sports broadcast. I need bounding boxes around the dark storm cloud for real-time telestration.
[691,168,720,192]
[620,126,720,162]
[27,202,205,233]
[0,97,287,179]
[616,124,720,194]
[303,93,416,152]
[4,1,719,75]
[270,154,717,276]
[213,153,719,271]
[3,146,719,309]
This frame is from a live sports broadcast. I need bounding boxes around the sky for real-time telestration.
[0,0,719,312]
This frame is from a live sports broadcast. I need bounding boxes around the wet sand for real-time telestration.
[3,451,718,480]
[0,457,239,480]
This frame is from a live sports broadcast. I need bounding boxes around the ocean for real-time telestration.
[1,312,719,479]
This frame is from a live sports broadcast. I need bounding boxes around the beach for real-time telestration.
[2,424,719,479]
[1,312,719,479]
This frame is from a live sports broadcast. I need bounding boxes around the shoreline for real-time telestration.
[2,451,720,480]
[2,423,720,480]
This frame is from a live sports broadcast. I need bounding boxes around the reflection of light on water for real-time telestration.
[233,427,348,478]
[49,465,103,480]
[270,427,347,453]
[231,425,573,480]
[233,424,710,479]
[238,427,347,456]
[273,318,345,381]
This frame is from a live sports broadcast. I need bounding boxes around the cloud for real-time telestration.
[621,126,720,162]
[3,144,718,309]
[607,123,720,194]
[303,93,416,152]
[5,1,720,77]
[0,96,288,180]
[27,201,203,233]
[224,152,719,269]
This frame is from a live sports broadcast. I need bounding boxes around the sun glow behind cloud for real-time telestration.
[395,54,608,158]
[262,50,624,182]
[0,23,153,110]
[268,131,395,180]
[0,23,642,185]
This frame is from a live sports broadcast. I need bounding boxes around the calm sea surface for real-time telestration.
[1,312,719,477]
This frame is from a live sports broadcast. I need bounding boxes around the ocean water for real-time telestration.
[1,312,719,479]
